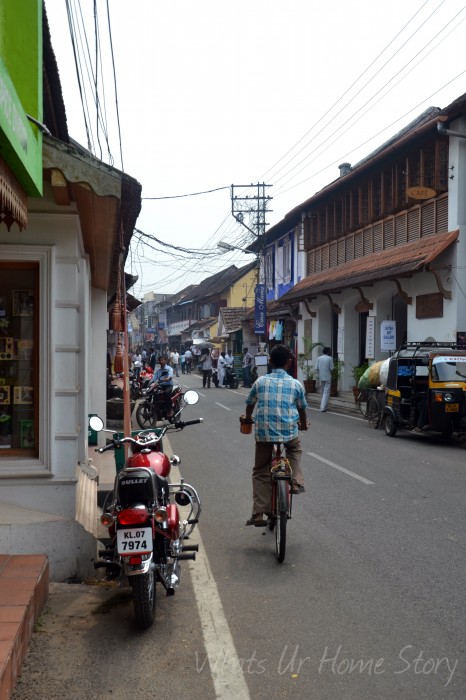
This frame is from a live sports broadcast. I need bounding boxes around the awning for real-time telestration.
[281,230,459,303]
[0,157,28,229]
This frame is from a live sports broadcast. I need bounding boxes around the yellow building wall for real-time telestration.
[224,268,257,308]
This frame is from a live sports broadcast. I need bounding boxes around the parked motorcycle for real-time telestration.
[135,380,184,428]
[212,363,239,389]
[129,368,153,401]
[90,392,202,629]
[225,363,239,389]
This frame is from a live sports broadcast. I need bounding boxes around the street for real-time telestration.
[13,374,466,699]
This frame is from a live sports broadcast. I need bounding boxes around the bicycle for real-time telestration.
[357,389,382,429]
[267,443,293,563]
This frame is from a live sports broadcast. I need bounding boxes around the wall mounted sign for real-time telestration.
[416,292,443,319]
[365,316,375,358]
[406,186,437,200]
[381,320,397,351]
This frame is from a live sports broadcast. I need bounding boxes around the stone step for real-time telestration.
[0,554,49,699]
[305,389,362,417]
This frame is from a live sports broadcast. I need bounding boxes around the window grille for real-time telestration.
[345,236,354,261]
[395,213,407,245]
[421,201,435,237]
[436,196,448,232]
[407,208,420,241]
[315,249,322,272]
[337,239,345,265]
[363,228,372,255]
[329,242,337,267]
[322,247,329,270]
[383,219,394,248]
[354,231,363,257]
[372,222,382,251]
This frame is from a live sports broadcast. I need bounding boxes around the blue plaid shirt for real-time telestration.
[246,368,308,442]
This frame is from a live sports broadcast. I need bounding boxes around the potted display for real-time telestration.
[298,338,322,393]
[297,354,317,393]
[330,358,344,397]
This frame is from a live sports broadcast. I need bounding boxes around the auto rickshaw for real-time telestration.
[382,342,466,438]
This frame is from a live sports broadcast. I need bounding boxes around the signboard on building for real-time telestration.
[380,320,396,351]
[365,316,375,358]
[416,293,443,319]
[406,186,436,200]
[254,284,266,335]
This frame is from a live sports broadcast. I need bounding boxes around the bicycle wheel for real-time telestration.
[274,479,288,563]
[366,397,381,429]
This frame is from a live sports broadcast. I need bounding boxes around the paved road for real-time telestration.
[13,375,466,699]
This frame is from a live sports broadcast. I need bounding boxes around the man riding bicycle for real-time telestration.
[242,344,309,527]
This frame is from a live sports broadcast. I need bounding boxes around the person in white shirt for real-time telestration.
[132,352,143,380]
[315,347,334,412]
[170,349,180,377]
[184,348,192,373]
[217,351,227,388]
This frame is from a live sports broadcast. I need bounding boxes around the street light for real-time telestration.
[217,240,256,254]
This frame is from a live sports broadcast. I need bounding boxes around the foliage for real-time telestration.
[331,358,344,382]
[351,361,369,386]
[298,337,322,381]
[297,354,316,380]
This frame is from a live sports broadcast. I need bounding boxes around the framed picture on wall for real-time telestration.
[14,386,33,404]
[0,386,10,405]
[12,290,34,317]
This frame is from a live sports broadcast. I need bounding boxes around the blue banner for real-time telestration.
[254,284,267,335]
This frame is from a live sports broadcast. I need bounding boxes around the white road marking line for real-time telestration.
[307,452,375,485]
[167,440,251,700]
[308,406,364,421]
[215,402,231,411]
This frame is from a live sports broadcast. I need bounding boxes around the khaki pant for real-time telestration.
[252,437,304,515]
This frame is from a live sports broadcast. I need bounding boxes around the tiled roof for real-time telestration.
[182,317,217,334]
[189,262,257,302]
[280,230,459,303]
[220,307,251,332]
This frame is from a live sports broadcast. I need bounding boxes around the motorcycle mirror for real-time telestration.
[183,390,199,405]
[89,415,104,432]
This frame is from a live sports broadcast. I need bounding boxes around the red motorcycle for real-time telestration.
[135,380,184,428]
[90,391,202,629]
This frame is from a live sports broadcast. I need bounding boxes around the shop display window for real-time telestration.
[0,264,38,454]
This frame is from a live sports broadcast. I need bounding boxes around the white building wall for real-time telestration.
[0,192,94,519]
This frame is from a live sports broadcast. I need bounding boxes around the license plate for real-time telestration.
[445,403,459,412]
[117,527,153,555]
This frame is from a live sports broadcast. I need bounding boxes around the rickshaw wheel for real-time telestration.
[384,413,398,437]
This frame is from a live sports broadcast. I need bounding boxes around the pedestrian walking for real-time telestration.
[315,347,334,412]
[218,351,227,388]
[200,348,212,388]
[242,347,253,387]
[184,348,192,373]
[170,348,180,377]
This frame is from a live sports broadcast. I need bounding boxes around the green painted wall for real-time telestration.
[0,0,42,195]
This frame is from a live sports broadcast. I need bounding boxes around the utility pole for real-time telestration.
[230,183,272,239]
[230,183,272,348]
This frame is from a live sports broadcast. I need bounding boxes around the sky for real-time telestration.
[44,0,466,298]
